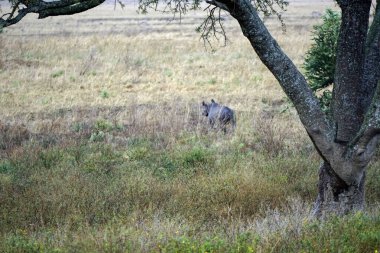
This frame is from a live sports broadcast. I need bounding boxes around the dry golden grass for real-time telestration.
[0,1,336,119]
[0,1,339,155]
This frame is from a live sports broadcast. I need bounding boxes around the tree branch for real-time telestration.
[0,7,29,28]
[37,0,90,9]
[349,3,380,154]
[38,0,105,18]
[0,0,105,28]
[331,81,380,186]
[352,81,380,151]
[7,1,21,20]
[331,0,371,142]
[196,5,228,49]
[366,0,380,51]
[359,0,380,114]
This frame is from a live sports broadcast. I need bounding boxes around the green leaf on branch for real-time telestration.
[303,9,340,111]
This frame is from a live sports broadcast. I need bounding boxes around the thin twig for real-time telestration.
[8,1,20,20]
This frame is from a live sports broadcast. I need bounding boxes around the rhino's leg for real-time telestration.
[209,118,216,128]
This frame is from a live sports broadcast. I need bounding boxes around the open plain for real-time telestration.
[1,0,380,252]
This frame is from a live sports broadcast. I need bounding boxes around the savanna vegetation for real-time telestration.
[1,1,380,252]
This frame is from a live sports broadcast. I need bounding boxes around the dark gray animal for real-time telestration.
[201,99,236,133]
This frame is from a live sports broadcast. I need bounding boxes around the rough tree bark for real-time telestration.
[314,161,366,216]
[316,0,372,216]
[362,0,380,111]
[332,0,371,142]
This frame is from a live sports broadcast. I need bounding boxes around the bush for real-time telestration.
[303,9,341,112]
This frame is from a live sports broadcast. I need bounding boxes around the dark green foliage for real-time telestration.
[303,9,341,111]
[304,9,340,90]
[94,119,113,132]
[319,90,333,112]
[89,119,117,142]
[179,146,211,169]
[37,148,64,170]
[0,161,13,174]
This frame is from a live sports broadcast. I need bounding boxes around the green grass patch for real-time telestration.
[1,213,379,252]
[50,70,64,78]
[275,213,380,253]
[0,133,379,252]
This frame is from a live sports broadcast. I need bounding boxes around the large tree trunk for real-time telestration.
[332,0,372,142]
[361,1,380,114]
[312,0,372,216]
[313,161,365,217]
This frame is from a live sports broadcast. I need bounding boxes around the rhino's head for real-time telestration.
[201,101,210,117]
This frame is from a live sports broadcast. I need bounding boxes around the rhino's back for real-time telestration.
[209,104,234,122]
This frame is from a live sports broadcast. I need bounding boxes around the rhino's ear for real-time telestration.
[202,101,207,106]
[211,99,216,103]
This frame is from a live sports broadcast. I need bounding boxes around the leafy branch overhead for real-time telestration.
[303,9,341,112]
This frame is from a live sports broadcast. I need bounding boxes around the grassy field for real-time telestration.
[1,1,380,252]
